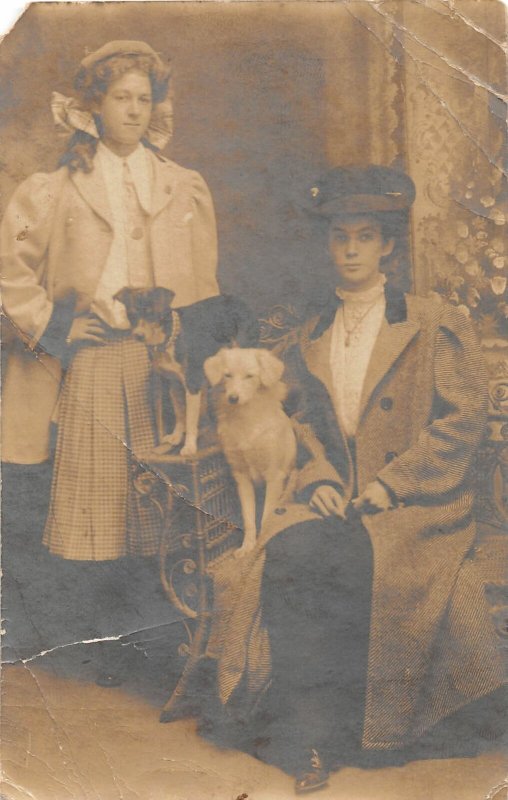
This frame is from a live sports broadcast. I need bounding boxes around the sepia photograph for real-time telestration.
[1,2,507,798]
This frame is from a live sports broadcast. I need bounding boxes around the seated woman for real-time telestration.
[213,165,504,794]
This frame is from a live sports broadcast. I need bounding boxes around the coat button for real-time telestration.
[165,185,172,195]
[380,397,393,411]
[131,227,144,240]
[274,507,286,515]
[385,451,398,464]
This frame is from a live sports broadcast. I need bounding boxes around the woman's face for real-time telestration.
[328,215,394,292]
[95,70,153,155]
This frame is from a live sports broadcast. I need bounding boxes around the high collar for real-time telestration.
[97,140,145,167]
[70,146,174,226]
[97,141,152,215]
[335,274,386,305]
[310,282,407,340]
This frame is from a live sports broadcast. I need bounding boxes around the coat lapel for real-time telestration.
[358,316,420,419]
[300,317,356,493]
[301,323,335,400]
[72,151,175,222]
[71,168,114,229]
[150,153,176,218]
[300,286,420,426]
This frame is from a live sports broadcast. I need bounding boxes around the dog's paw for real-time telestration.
[152,442,177,455]
[180,441,198,457]
[161,430,185,448]
[234,541,256,559]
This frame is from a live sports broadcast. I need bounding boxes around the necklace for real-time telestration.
[343,299,380,347]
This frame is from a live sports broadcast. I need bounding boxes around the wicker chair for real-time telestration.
[131,306,298,720]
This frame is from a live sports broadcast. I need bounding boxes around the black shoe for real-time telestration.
[294,749,330,794]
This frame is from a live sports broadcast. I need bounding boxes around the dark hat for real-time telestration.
[308,165,416,217]
[80,40,165,72]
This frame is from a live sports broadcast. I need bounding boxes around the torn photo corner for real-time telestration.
[1,2,507,798]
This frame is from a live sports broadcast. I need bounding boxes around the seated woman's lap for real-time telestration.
[261,514,373,689]
[255,514,374,762]
[263,514,373,616]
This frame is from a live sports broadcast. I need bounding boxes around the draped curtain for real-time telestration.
[321,1,507,535]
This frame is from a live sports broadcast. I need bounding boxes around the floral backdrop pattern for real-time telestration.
[431,171,507,343]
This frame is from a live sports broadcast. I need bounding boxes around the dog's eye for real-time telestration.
[246,374,254,379]
[224,372,232,378]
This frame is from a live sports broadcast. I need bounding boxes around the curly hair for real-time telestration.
[59,53,171,173]
[74,53,171,105]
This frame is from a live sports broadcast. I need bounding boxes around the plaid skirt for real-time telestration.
[43,338,160,561]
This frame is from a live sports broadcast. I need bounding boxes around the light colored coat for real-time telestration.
[213,290,505,748]
[1,150,219,463]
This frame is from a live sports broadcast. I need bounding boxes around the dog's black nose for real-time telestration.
[228,395,239,405]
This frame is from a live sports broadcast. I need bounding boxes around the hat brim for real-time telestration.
[80,41,164,71]
[311,193,412,217]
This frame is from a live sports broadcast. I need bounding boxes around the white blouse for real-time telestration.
[91,142,154,329]
[330,276,386,437]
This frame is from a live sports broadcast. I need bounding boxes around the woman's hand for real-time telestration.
[309,485,346,519]
[352,481,394,514]
[66,315,107,346]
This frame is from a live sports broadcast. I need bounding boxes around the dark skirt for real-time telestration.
[43,338,161,561]
[256,514,374,770]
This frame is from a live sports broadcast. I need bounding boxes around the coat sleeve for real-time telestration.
[0,171,70,351]
[284,341,346,501]
[291,419,346,500]
[378,305,488,503]
[188,170,219,298]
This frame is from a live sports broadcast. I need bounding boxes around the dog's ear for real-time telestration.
[114,287,135,312]
[151,287,175,313]
[256,349,285,387]
[204,351,226,386]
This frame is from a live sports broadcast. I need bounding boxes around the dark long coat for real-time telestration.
[213,286,505,749]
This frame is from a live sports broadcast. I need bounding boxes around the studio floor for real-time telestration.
[2,464,507,800]
[2,661,506,800]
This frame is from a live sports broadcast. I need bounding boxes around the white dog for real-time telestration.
[204,348,297,557]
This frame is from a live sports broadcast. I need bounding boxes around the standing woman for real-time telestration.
[1,41,219,679]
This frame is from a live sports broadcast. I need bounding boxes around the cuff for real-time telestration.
[37,292,76,360]
[375,477,399,509]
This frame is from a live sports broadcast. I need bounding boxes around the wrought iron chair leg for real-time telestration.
[160,524,211,723]
[160,613,210,722]
[133,448,241,725]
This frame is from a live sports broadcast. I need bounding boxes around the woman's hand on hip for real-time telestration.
[309,485,346,519]
[66,315,108,345]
